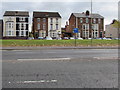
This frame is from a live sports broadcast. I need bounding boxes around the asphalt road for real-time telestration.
[2,49,118,88]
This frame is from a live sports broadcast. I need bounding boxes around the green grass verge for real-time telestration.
[0,39,119,47]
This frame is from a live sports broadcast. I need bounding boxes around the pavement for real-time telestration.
[2,48,119,88]
[1,46,119,50]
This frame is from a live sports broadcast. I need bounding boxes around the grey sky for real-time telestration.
[1,1,118,31]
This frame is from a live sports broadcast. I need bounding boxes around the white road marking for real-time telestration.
[17,58,71,61]
[2,50,31,51]
[93,57,118,60]
[51,80,57,82]
[13,50,30,51]
[16,80,57,84]
[46,52,56,53]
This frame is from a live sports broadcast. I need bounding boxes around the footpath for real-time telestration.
[1,46,119,50]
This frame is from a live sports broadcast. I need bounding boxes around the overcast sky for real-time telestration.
[1,1,119,31]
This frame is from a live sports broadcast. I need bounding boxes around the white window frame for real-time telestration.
[37,23,40,30]
[82,24,85,30]
[20,30,25,36]
[92,24,99,38]
[98,19,101,24]
[80,18,83,23]
[6,30,14,36]
[19,17,25,21]
[82,24,89,30]
[43,18,46,23]
[93,18,96,23]
[56,18,58,24]
[50,18,53,23]
[50,24,53,30]
[37,18,40,22]
[6,22,14,29]
[56,24,58,30]
[86,18,89,23]
[43,24,46,30]
[86,24,89,30]
[16,30,20,36]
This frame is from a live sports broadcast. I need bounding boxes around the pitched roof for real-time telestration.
[33,11,61,18]
[73,13,104,18]
[4,11,29,16]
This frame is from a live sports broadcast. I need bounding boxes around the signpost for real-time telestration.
[73,28,79,33]
[73,28,79,47]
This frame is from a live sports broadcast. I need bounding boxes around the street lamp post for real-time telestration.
[38,29,40,38]
[91,0,93,46]
[75,33,77,47]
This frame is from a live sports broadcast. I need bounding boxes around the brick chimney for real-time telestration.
[86,10,90,16]
[66,21,68,25]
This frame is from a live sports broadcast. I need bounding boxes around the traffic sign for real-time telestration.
[73,28,79,33]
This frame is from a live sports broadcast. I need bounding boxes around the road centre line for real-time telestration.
[93,57,118,60]
[8,80,58,84]
[17,58,71,61]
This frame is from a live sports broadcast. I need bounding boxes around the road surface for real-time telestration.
[2,49,118,88]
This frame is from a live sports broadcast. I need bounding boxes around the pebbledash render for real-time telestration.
[68,10,104,39]
[32,11,61,39]
[3,11,29,39]
[105,20,120,39]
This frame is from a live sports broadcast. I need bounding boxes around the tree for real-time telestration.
[112,19,120,28]
[29,32,33,37]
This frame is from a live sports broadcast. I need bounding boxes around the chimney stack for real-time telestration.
[86,10,90,16]
[66,21,68,25]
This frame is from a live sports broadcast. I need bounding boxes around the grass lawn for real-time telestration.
[0,39,119,47]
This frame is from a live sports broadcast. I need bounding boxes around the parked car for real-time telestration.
[56,37,62,40]
[38,37,44,40]
[77,38,83,40]
[45,36,52,40]
[63,37,69,40]
[106,38,112,40]
[102,37,111,40]
[114,38,120,40]
[28,37,34,40]
[70,37,74,40]
[88,38,92,40]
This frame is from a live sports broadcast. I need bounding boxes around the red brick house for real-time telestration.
[32,11,61,39]
[68,10,104,39]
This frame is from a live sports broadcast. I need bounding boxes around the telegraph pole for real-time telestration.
[91,0,92,14]
[91,0,93,46]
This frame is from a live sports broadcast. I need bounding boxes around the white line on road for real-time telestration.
[17,58,71,61]
[15,80,57,84]
[46,52,56,53]
[93,57,118,60]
